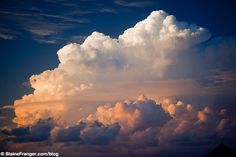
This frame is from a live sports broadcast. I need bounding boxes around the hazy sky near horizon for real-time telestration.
[1,0,236,157]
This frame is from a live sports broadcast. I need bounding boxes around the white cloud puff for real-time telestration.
[86,95,170,133]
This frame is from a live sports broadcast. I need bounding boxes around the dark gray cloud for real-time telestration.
[56,122,85,142]
[0,106,16,129]
[1,119,53,143]
[2,127,30,137]
[56,121,120,145]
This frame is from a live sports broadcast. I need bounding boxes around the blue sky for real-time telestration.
[1,0,236,157]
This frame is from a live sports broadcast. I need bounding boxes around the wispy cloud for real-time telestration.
[37,13,88,23]
[24,20,73,34]
[0,11,87,24]
[0,33,15,40]
[25,23,68,44]
[69,35,87,43]
[0,8,88,44]
[0,0,91,44]
[98,8,118,14]
[16,19,73,44]
[28,28,56,36]
[0,11,33,17]
[43,0,81,7]
[114,0,152,8]
[0,27,19,40]
[31,38,58,44]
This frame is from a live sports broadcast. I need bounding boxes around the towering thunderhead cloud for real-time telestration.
[13,10,213,127]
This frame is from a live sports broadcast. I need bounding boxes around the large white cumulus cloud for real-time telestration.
[13,10,212,126]
[57,10,210,79]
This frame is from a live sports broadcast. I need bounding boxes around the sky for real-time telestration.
[1,0,236,157]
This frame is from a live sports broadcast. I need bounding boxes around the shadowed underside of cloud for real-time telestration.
[1,10,236,156]
[2,96,236,156]
[55,121,120,145]
[1,119,53,143]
